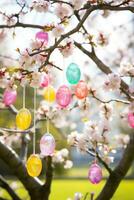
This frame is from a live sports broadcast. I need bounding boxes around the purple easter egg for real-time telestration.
[35,31,48,45]
[3,88,17,106]
[40,73,49,88]
[40,133,55,156]
[88,164,102,184]
[128,112,134,128]
[56,85,71,108]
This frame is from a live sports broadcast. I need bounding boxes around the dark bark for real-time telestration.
[42,157,53,200]
[74,41,134,200]
[0,141,42,199]
[0,141,53,200]
[19,134,29,162]
[74,41,132,100]
[96,133,134,200]
[0,175,21,200]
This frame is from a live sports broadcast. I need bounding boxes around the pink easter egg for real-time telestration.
[128,112,134,128]
[56,85,71,108]
[35,31,48,45]
[88,163,102,184]
[40,133,55,156]
[40,73,49,88]
[3,88,17,106]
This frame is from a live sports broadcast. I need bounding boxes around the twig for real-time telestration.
[91,93,130,105]
[82,4,134,13]
[87,149,112,174]
[0,22,44,30]
[74,41,133,101]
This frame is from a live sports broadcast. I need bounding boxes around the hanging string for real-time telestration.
[46,72,50,134]
[94,142,97,164]
[23,86,26,108]
[33,87,36,154]
[62,57,65,84]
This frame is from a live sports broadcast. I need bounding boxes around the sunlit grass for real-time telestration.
[50,180,134,200]
[1,179,134,200]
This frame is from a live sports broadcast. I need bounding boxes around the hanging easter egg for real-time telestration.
[75,80,88,99]
[16,108,32,130]
[43,86,56,102]
[26,154,42,177]
[56,85,71,108]
[3,88,17,106]
[66,63,81,85]
[35,31,48,45]
[88,163,102,184]
[128,112,134,128]
[40,73,49,88]
[40,133,55,156]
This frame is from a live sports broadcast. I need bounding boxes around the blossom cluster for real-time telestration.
[67,101,130,165]
[52,148,73,169]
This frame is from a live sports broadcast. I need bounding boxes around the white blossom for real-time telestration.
[119,60,134,76]
[71,0,84,10]
[30,39,44,50]
[64,160,73,169]
[60,148,69,158]
[52,151,64,163]
[30,72,42,88]
[104,156,114,164]
[11,182,18,189]
[115,134,130,148]
[84,121,98,136]
[74,192,83,200]
[52,25,64,38]
[67,131,78,145]
[20,77,29,87]
[52,109,69,128]
[103,73,121,91]
[99,103,113,119]
[77,134,89,153]
[98,117,110,134]
[19,50,34,68]
[31,0,50,12]
[55,4,72,19]
[60,42,74,57]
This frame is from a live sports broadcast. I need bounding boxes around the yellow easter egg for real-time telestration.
[26,154,42,177]
[43,86,56,102]
[16,108,32,130]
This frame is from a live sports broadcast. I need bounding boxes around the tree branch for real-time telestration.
[41,156,53,199]
[74,41,133,100]
[83,3,134,13]
[0,22,44,30]
[96,132,134,200]
[0,175,21,200]
[0,141,42,198]
[19,134,30,162]
[37,7,95,70]
[87,149,112,174]
[91,92,130,104]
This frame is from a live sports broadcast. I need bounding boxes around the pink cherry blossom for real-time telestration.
[55,4,72,19]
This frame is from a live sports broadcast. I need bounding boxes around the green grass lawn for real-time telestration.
[50,180,134,200]
[1,179,134,200]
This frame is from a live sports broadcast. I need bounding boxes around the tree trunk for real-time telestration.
[0,141,53,200]
[96,133,134,200]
